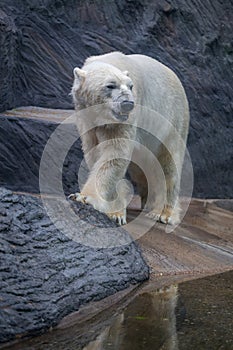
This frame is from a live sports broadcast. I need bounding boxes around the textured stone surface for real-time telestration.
[0,187,149,343]
[0,111,84,195]
[0,0,232,198]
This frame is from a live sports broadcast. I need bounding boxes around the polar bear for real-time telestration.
[69,52,189,225]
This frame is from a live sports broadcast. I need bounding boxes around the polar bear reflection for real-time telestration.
[83,285,178,350]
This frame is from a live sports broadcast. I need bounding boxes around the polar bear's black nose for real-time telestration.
[120,100,135,113]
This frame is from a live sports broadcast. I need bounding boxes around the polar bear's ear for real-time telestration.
[73,67,86,81]
[123,70,129,76]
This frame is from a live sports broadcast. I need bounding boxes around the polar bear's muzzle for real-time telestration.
[120,100,135,113]
[111,98,135,122]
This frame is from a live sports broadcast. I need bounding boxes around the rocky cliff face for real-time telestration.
[0,0,232,198]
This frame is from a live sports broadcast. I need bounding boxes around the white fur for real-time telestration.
[69,52,189,225]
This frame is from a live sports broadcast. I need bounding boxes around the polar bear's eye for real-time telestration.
[129,84,133,90]
[106,83,117,89]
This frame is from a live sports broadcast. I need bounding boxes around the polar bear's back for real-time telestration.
[85,52,188,109]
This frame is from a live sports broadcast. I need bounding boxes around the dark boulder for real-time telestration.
[0,187,149,343]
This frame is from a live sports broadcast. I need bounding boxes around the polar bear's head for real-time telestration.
[72,62,135,122]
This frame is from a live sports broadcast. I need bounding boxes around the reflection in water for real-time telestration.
[83,286,178,350]
[3,271,232,350]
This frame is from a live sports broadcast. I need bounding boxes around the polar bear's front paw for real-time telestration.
[146,211,161,222]
[68,192,87,204]
[69,193,127,225]
[107,210,127,226]
[146,210,174,225]
[146,206,180,226]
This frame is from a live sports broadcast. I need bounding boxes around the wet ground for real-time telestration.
[176,271,233,350]
[1,270,232,350]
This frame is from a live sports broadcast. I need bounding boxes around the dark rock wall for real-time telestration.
[0,0,232,197]
[0,115,83,194]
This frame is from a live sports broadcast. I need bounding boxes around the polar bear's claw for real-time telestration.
[108,211,127,226]
[146,211,173,224]
[146,211,161,222]
[146,206,180,226]
[68,192,87,204]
